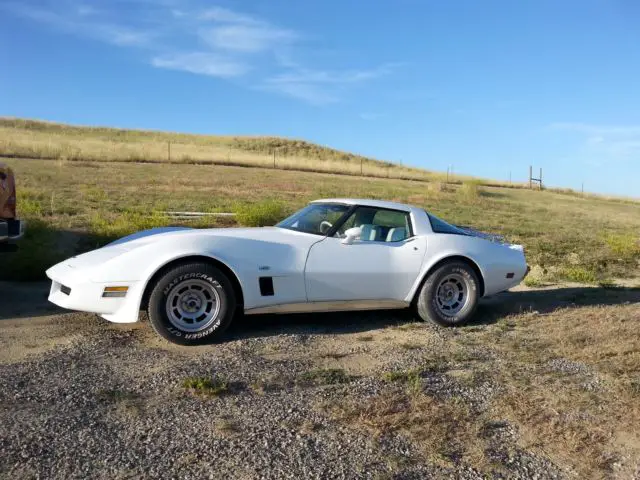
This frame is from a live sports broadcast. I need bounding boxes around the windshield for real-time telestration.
[276,203,351,235]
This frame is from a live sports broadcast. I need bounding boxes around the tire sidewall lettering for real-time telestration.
[163,273,219,295]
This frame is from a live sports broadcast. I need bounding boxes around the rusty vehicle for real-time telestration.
[0,163,25,250]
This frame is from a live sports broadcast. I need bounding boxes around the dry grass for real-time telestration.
[312,299,640,478]
[2,156,640,283]
[0,117,485,183]
[329,390,485,467]
[478,304,640,478]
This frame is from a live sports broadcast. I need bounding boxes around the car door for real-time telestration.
[304,207,427,302]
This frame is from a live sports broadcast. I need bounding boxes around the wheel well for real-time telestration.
[414,255,485,301]
[140,256,245,311]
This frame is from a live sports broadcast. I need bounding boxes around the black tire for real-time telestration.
[415,261,480,327]
[147,263,236,345]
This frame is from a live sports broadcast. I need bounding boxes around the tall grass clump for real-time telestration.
[457,180,483,203]
[235,201,288,227]
[604,233,640,260]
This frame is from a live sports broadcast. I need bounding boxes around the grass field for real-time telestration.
[2,156,639,284]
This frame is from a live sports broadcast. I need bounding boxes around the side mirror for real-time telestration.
[341,226,361,245]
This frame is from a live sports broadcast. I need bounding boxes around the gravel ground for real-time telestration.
[0,282,592,479]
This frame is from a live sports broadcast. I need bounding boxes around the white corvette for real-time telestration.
[46,199,528,345]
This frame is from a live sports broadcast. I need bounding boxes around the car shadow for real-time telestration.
[225,285,640,340]
[225,308,416,340]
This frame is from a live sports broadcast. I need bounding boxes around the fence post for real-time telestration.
[446,167,449,183]
[360,158,363,176]
[168,141,171,162]
[273,150,276,168]
[539,168,543,190]
[529,166,532,189]
[509,171,511,185]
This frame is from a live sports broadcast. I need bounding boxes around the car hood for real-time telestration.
[108,226,312,249]
[50,226,317,275]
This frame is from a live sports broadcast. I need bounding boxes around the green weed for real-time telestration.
[235,201,288,227]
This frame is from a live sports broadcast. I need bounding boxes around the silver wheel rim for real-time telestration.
[165,279,221,332]
[435,273,469,317]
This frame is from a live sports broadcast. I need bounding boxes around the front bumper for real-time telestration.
[47,269,143,323]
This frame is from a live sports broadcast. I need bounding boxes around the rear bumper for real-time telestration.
[0,219,25,244]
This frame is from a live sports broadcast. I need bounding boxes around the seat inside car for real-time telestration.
[359,224,380,241]
[386,227,407,242]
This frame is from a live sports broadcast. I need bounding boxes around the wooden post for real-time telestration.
[529,166,532,189]
[273,150,276,168]
[360,158,363,176]
[168,141,171,162]
[446,167,449,183]
[539,168,543,190]
[509,171,511,185]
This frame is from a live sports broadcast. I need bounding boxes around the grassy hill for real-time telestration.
[0,117,508,184]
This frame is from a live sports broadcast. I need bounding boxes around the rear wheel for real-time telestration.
[147,263,236,345]
[416,261,479,327]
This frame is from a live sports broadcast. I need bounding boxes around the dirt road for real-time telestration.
[1,281,639,479]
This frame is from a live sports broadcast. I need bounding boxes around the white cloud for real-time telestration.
[2,2,151,47]
[263,63,399,103]
[359,112,385,121]
[4,1,402,105]
[550,122,640,136]
[152,52,249,78]
[198,7,260,25]
[551,122,640,160]
[199,25,297,53]
[267,64,398,85]
[260,83,338,105]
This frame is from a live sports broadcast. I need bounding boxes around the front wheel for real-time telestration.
[415,261,480,327]
[147,263,236,345]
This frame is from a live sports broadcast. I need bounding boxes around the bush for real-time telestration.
[235,201,288,227]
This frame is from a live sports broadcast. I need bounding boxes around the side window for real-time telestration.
[334,207,411,242]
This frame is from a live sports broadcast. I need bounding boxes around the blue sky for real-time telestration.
[2,0,640,196]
